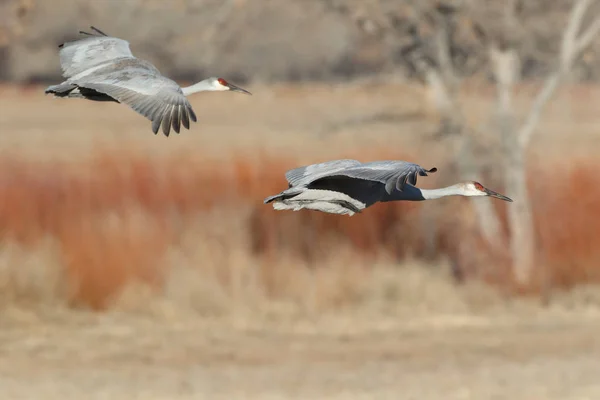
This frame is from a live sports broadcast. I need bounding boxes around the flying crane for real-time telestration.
[45,26,251,136]
[264,159,513,216]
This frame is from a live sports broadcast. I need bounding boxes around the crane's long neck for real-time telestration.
[381,184,465,202]
[419,185,466,200]
[181,79,214,96]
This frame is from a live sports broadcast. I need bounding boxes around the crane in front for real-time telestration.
[264,159,513,216]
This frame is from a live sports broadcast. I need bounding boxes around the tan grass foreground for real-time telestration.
[0,83,599,398]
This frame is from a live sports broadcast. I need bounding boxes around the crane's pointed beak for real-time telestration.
[226,82,252,95]
[484,187,513,202]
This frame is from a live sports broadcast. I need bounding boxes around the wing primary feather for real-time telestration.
[161,105,173,136]
[188,107,197,122]
[396,173,409,191]
[152,104,170,135]
[172,105,181,134]
[90,26,109,36]
[407,172,417,186]
[149,102,164,122]
[181,106,190,129]
[151,117,161,134]
[68,78,195,136]
[385,180,396,195]
[137,99,154,117]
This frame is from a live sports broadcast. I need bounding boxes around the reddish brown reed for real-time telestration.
[0,147,598,309]
[458,157,600,293]
[532,159,600,288]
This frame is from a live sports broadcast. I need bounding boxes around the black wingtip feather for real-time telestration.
[162,124,171,137]
[161,106,173,137]
[181,107,190,130]
[151,117,162,135]
[172,106,181,134]
[264,194,278,204]
[188,107,197,123]
[385,180,395,195]
[418,167,438,176]
[408,173,417,186]
[396,173,410,192]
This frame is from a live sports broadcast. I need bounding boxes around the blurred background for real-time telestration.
[1,0,600,399]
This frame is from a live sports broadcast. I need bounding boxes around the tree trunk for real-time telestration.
[504,137,536,285]
[453,134,504,252]
[490,45,537,285]
[415,59,504,251]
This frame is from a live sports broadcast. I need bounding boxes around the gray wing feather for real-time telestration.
[59,36,135,79]
[285,159,362,187]
[339,161,437,194]
[55,29,197,136]
[80,82,195,136]
[307,160,437,194]
[72,66,197,136]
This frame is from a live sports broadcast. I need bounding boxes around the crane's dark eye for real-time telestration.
[217,78,228,86]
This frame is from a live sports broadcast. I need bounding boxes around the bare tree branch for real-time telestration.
[403,7,505,251]
[517,73,561,147]
[575,16,600,55]
[434,15,458,89]
[560,0,592,65]
[519,0,600,148]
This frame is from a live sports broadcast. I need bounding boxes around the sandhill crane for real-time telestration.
[44,26,251,137]
[264,159,513,216]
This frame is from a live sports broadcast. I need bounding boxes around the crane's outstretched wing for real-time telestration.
[58,27,135,79]
[71,61,197,136]
[285,159,362,187]
[311,161,437,194]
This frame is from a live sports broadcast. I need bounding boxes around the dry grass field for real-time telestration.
[1,81,600,399]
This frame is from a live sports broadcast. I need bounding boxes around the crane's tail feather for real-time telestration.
[44,83,77,97]
[264,193,283,204]
[263,185,305,204]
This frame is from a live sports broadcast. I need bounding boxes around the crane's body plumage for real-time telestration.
[265,159,512,216]
[45,27,250,136]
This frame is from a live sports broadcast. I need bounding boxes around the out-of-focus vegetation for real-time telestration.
[1,0,600,314]
[2,0,600,83]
